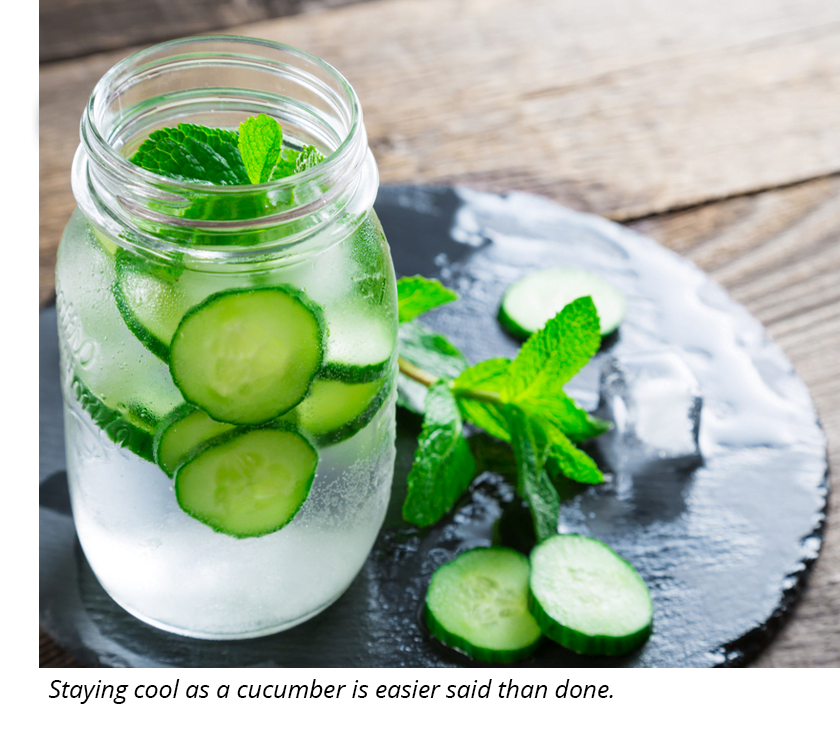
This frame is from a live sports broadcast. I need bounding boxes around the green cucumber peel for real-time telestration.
[424,547,543,663]
[528,534,653,656]
[70,375,156,462]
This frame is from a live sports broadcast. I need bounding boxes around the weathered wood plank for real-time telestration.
[39,0,366,63]
[39,629,83,668]
[39,0,840,303]
[231,0,840,220]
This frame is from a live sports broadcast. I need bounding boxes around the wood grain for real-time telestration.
[39,0,366,63]
[39,0,840,305]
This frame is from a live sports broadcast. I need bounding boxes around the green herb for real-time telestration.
[130,114,324,185]
[397,275,459,324]
[131,124,247,185]
[294,145,325,174]
[397,279,609,541]
[396,320,468,414]
[504,405,561,543]
[238,114,284,184]
[402,382,477,527]
[451,358,511,441]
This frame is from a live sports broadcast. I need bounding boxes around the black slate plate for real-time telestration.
[40,186,829,667]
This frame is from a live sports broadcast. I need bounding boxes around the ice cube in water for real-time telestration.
[597,350,702,472]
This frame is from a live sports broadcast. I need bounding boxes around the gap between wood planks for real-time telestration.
[617,172,840,227]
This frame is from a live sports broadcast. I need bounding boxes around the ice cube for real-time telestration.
[596,350,702,472]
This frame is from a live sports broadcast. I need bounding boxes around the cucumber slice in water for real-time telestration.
[499,268,626,338]
[425,547,543,663]
[70,376,156,462]
[529,534,653,656]
[322,309,395,383]
[153,404,239,476]
[58,212,184,451]
[113,252,220,362]
[93,227,120,257]
[175,427,318,538]
[296,374,391,445]
[169,286,325,425]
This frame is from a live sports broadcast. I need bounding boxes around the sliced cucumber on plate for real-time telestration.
[499,268,626,338]
[529,534,653,656]
[424,547,543,663]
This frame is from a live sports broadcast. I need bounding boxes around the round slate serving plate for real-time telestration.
[39,186,829,667]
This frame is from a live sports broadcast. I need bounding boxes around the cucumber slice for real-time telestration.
[57,212,185,441]
[92,227,120,257]
[322,308,395,383]
[297,374,391,445]
[424,547,543,663]
[153,404,239,477]
[499,268,626,338]
[175,426,318,538]
[113,252,219,362]
[70,376,156,462]
[169,286,325,425]
[529,534,653,656]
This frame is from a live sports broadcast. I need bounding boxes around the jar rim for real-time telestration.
[74,35,373,260]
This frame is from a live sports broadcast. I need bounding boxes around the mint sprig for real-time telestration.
[504,405,562,543]
[130,114,324,186]
[397,278,609,541]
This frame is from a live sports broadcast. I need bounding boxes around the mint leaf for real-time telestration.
[453,358,511,441]
[131,124,248,185]
[238,113,282,184]
[453,351,609,445]
[395,288,607,532]
[504,404,560,542]
[397,320,468,414]
[540,417,604,484]
[270,148,301,180]
[517,388,611,443]
[268,144,324,179]
[503,296,601,402]
[295,145,325,173]
[397,276,458,324]
[403,382,476,527]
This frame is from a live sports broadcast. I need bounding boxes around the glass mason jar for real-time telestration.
[55,37,398,639]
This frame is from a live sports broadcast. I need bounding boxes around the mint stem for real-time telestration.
[398,357,504,406]
[398,356,439,387]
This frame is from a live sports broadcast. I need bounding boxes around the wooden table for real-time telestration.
[39,0,840,667]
